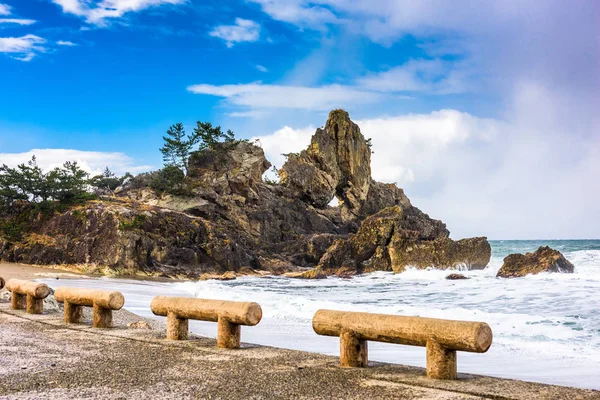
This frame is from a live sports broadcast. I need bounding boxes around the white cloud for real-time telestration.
[252,125,317,169]
[209,18,260,48]
[0,18,36,25]
[56,40,76,46]
[52,0,184,25]
[252,102,600,240]
[256,64,268,73]
[357,59,472,94]
[187,82,389,111]
[0,34,46,62]
[249,0,337,28]
[0,3,10,16]
[0,149,152,176]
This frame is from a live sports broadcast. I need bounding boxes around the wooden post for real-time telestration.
[166,312,188,340]
[426,339,457,379]
[93,303,113,328]
[26,295,44,314]
[217,317,241,349]
[340,330,368,368]
[64,301,83,323]
[12,293,26,310]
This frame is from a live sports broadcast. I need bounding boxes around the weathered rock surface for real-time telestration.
[301,206,490,277]
[496,246,574,278]
[0,110,491,278]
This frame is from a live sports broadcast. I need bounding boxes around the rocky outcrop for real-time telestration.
[301,206,490,277]
[0,109,491,278]
[280,109,372,221]
[0,201,258,279]
[496,246,574,278]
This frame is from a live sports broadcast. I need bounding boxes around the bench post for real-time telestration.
[340,330,368,368]
[167,312,188,340]
[217,317,241,349]
[64,301,84,323]
[26,294,44,314]
[12,292,26,310]
[426,339,457,379]
[93,303,113,328]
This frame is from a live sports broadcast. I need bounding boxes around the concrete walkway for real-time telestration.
[0,303,598,400]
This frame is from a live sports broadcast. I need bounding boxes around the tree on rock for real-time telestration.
[160,123,197,174]
[193,121,235,152]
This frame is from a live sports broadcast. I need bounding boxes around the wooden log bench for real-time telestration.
[54,287,125,328]
[312,309,493,379]
[5,279,51,314]
[150,296,262,349]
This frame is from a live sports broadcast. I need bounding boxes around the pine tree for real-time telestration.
[160,123,197,174]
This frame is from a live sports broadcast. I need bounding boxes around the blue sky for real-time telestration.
[0,0,599,239]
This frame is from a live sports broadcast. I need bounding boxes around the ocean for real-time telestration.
[40,240,600,389]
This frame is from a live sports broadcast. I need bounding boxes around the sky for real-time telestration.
[0,0,599,239]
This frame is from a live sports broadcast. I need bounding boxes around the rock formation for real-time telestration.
[0,110,491,278]
[496,246,574,278]
[300,206,490,278]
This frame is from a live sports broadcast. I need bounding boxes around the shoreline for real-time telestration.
[3,261,600,392]
[1,300,598,399]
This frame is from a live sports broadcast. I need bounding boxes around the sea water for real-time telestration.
[41,240,600,389]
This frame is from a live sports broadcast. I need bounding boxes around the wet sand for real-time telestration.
[0,262,88,282]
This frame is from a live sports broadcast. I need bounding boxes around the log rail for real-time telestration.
[5,279,51,314]
[312,309,493,379]
[151,296,262,349]
[55,287,125,328]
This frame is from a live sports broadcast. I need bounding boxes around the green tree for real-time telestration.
[193,121,235,152]
[160,123,197,174]
[47,161,92,203]
[91,167,132,192]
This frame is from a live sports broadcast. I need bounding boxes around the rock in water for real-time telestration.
[496,246,574,278]
[301,206,491,277]
[446,273,469,280]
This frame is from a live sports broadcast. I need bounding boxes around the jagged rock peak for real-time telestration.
[279,109,372,216]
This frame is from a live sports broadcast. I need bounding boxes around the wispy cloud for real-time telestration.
[0,3,36,25]
[357,59,472,94]
[249,0,337,28]
[0,18,36,25]
[209,18,260,48]
[187,82,388,111]
[256,64,268,73]
[52,0,185,26]
[0,3,10,16]
[0,34,46,62]
[187,57,469,113]
[57,40,76,46]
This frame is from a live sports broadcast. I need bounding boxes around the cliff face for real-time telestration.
[0,110,491,278]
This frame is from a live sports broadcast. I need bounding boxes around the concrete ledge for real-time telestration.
[0,303,597,400]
